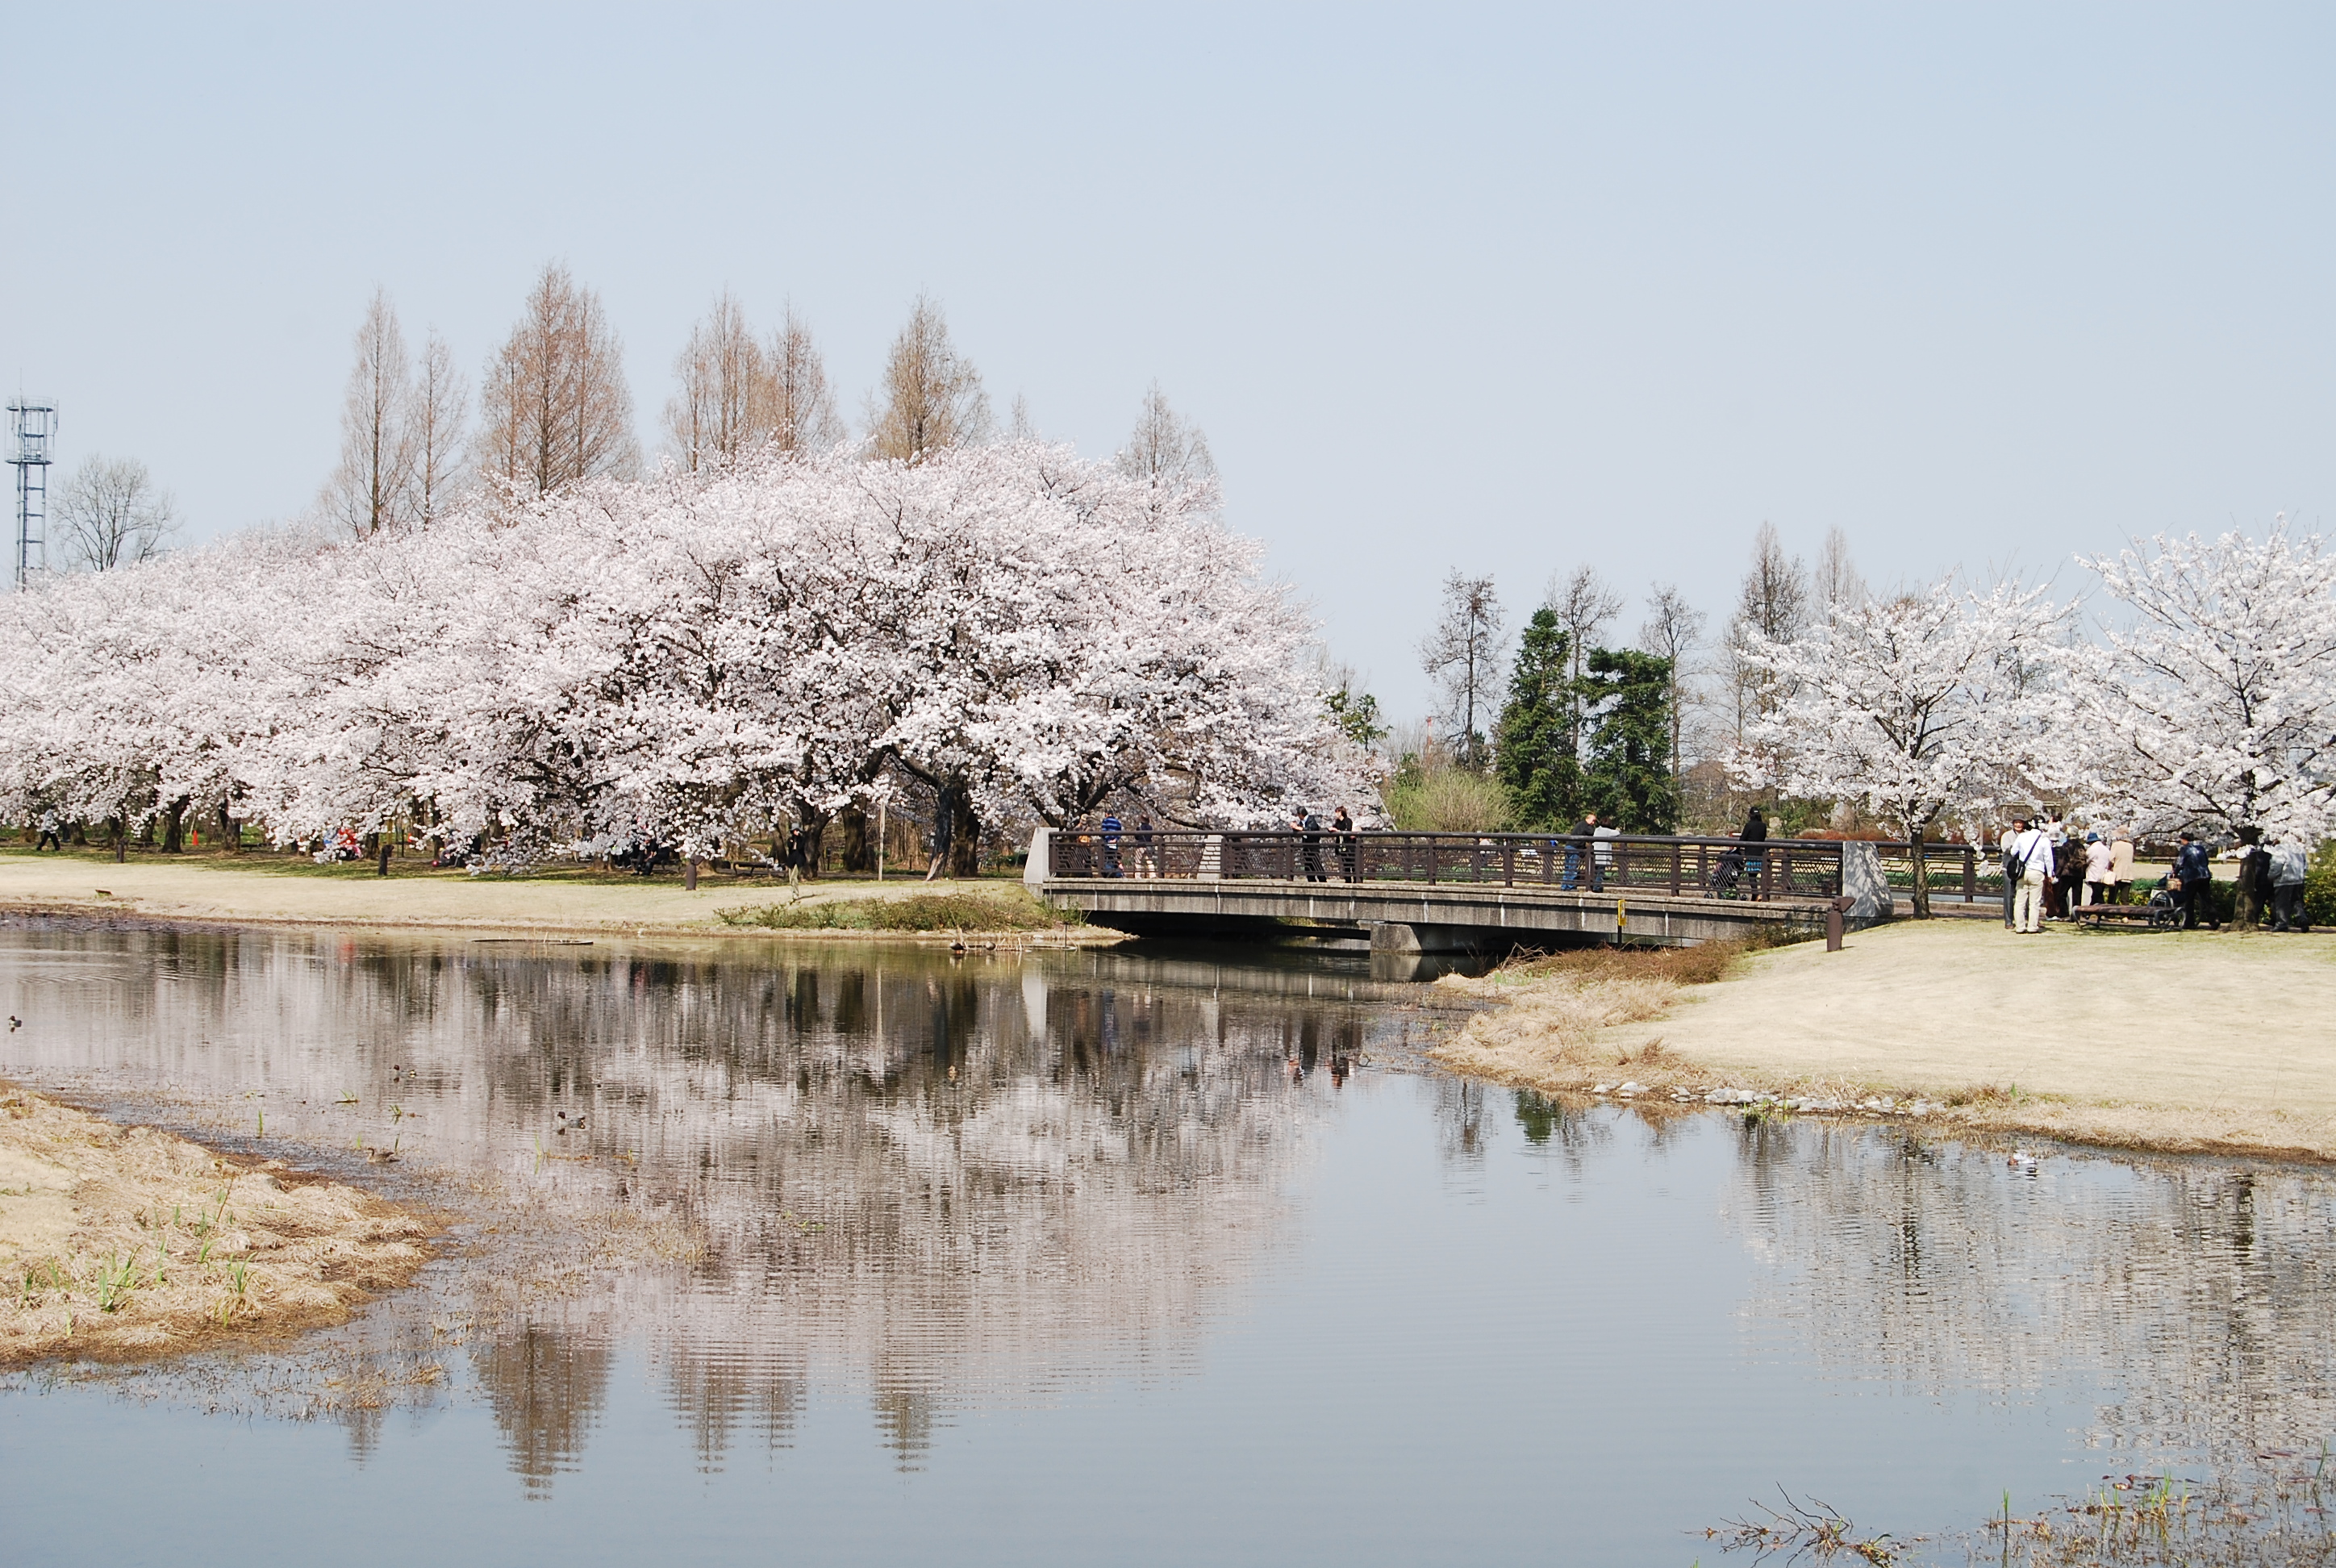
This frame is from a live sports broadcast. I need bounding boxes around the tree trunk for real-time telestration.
[833,807,874,874]
[162,797,188,854]
[948,789,981,878]
[1908,820,1932,919]
[218,799,240,854]
[112,816,127,863]
[684,858,699,891]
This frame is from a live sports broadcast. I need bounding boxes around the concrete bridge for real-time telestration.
[1026,828,1892,953]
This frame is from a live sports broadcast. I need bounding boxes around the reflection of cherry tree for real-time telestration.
[2,929,1390,1474]
[1725,1122,2336,1464]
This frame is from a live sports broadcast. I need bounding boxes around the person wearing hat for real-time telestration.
[2082,831,2114,910]
[2171,832,2216,930]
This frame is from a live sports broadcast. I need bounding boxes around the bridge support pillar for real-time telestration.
[1369,921,1482,955]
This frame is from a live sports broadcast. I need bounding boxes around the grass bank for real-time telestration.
[0,847,1112,942]
[1,1082,438,1365]
[717,887,1075,932]
[1429,919,2336,1162]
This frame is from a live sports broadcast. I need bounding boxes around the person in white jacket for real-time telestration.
[2009,821,2055,933]
[2082,832,2114,907]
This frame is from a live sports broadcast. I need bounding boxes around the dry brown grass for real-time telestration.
[1426,940,1754,1091]
[1429,929,2336,1163]
[1,1082,439,1365]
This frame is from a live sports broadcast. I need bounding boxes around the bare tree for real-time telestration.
[1420,572,1504,769]
[665,290,767,471]
[475,262,640,498]
[1638,582,1708,782]
[1725,520,1808,743]
[1547,565,1623,760]
[1007,394,1038,440]
[53,456,178,571]
[866,297,990,464]
[410,328,469,526]
[322,288,416,536]
[1814,525,1866,620]
[766,305,842,455]
[1116,382,1216,488]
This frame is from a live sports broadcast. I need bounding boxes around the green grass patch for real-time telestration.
[716,890,1073,932]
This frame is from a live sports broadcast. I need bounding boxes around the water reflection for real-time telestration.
[1717,1112,2336,1463]
[6,920,2334,1514]
[0,924,1421,1481]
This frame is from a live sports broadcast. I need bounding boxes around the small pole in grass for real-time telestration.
[1614,897,1626,949]
[877,799,886,882]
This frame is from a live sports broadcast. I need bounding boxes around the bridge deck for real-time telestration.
[1040,876,1836,950]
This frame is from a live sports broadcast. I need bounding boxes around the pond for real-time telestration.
[2,921,2330,1565]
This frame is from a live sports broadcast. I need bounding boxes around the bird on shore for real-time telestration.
[557,1111,587,1134]
[7,1016,19,1032]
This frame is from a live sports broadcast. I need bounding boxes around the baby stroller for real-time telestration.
[1708,846,1746,899]
[2140,876,2184,931]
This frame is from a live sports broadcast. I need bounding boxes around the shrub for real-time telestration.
[1383,766,1511,832]
[718,890,1069,932]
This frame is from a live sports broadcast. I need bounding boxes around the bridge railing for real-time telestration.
[1049,830,1842,902]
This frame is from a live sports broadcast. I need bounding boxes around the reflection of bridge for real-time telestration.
[1029,829,1891,952]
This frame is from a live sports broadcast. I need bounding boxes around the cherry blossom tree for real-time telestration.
[1733,576,2069,916]
[2068,522,2336,857]
[0,444,1370,872]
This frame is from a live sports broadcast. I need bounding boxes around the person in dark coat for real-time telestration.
[1562,811,1598,890]
[1330,807,1357,881]
[1740,805,1769,893]
[2171,832,2216,930]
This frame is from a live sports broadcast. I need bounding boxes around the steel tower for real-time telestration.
[8,398,56,586]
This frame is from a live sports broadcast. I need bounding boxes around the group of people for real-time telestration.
[1998,814,2315,933]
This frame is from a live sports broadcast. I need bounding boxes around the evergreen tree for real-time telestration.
[1493,608,1579,828]
[1579,648,1679,832]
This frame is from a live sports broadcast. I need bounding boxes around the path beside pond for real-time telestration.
[1437,920,2336,1161]
[0,850,1098,940]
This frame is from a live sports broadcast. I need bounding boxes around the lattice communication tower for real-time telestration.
[9,398,56,587]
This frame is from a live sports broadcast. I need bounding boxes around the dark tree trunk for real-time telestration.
[111,816,127,863]
[218,798,241,854]
[2233,826,2266,928]
[684,858,699,891]
[1908,820,1932,919]
[161,797,188,854]
[948,789,981,878]
[833,807,874,874]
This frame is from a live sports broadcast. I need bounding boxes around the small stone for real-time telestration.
[1592,1083,1612,1095]
[1616,1081,1646,1097]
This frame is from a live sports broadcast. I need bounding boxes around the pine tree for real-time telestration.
[1579,648,1679,832]
[1493,608,1579,828]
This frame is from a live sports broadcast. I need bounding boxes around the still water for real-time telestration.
[1,922,2330,1565]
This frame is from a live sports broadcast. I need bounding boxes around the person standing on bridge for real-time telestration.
[1740,805,1768,895]
[1331,806,1357,881]
[1562,811,1598,890]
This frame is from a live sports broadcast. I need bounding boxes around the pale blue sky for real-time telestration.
[6,4,2331,719]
